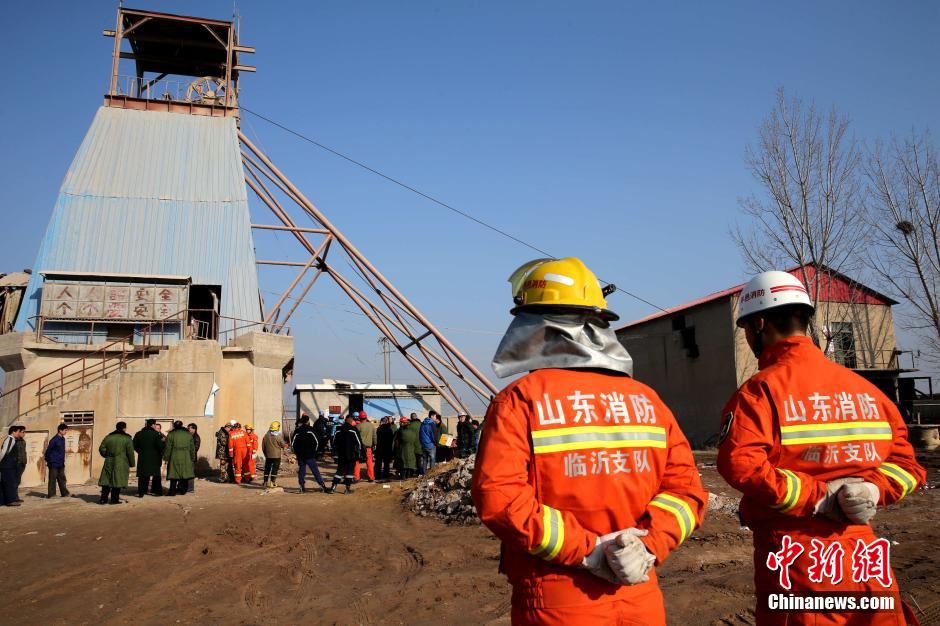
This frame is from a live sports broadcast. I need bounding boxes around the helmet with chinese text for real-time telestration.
[736,271,814,325]
[508,257,618,321]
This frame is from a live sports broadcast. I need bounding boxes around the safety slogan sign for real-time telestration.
[41,281,189,322]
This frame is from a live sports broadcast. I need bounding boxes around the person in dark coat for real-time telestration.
[44,423,70,497]
[375,417,395,480]
[291,415,327,493]
[164,421,196,496]
[98,422,135,505]
[134,419,165,497]
[328,415,363,494]
[394,418,422,479]
[313,411,330,460]
[186,423,200,493]
[0,425,27,506]
[456,415,475,458]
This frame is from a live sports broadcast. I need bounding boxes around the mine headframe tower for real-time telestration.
[104,7,497,413]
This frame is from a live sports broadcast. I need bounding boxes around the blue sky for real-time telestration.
[1,2,938,409]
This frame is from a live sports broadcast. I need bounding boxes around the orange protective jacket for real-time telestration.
[246,432,259,455]
[471,368,707,610]
[717,336,925,529]
[228,429,248,456]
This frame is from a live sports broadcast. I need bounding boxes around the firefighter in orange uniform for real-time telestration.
[244,424,259,483]
[717,271,926,626]
[227,422,248,484]
[471,258,708,626]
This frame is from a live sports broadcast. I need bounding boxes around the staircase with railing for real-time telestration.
[0,309,284,422]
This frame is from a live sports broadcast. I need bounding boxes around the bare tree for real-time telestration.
[733,88,866,351]
[864,130,940,363]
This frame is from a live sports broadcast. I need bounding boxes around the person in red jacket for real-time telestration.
[717,271,926,626]
[472,257,707,626]
[244,424,259,483]
[227,423,249,485]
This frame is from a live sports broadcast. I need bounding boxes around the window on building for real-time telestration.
[671,315,699,358]
[830,322,857,368]
[62,411,94,426]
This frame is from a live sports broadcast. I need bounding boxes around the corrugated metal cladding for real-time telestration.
[16,107,262,330]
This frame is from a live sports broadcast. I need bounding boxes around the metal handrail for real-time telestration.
[112,75,236,107]
[0,309,284,420]
[829,348,916,371]
[1,310,190,419]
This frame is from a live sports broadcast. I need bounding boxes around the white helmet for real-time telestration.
[736,271,814,324]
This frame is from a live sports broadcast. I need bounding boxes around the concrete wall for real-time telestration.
[617,297,739,448]
[0,332,293,486]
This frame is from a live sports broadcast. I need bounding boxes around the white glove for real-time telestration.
[837,482,880,525]
[814,477,863,521]
[604,528,656,585]
[581,531,622,584]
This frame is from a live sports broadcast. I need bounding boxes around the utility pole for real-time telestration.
[378,336,391,384]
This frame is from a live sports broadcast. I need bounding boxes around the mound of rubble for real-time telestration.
[402,455,742,526]
[403,455,480,525]
[707,492,741,518]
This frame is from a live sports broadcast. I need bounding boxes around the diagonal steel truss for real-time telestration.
[238,131,498,414]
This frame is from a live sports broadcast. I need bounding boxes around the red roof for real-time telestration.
[616,264,896,331]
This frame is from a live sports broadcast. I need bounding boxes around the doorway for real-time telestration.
[188,285,221,340]
[62,412,95,485]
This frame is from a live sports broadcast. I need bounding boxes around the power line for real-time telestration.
[241,105,667,313]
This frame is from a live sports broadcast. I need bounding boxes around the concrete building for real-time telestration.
[615,265,912,448]
[0,9,292,488]
[294,381,443,421]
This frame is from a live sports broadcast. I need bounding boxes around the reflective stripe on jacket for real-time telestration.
[471,368,707,608]
[717,336,926,528]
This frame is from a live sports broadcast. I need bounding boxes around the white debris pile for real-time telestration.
[403,456,480,525]
[708,492,740,517]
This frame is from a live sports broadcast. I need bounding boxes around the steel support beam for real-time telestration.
[262,236,331,325]
[252,224,330,234]
[238,132,498,397]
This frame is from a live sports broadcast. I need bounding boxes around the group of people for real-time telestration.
[98,420,198,504]
[0,419,204,506]
[206,409,483,495]
[213,421,260,484]
[131,419,201,499]
[471,257,926,626]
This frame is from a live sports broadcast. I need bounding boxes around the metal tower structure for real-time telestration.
[102,7,498,413]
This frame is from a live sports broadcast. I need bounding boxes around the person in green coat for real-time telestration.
[394,418,422,478]
[164,420,196,496]
[133,419,165,498]
[98,421,135,505]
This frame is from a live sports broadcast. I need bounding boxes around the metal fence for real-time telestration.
[112,75,234,106]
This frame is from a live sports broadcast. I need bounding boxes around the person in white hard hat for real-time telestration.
[716,271,924,625]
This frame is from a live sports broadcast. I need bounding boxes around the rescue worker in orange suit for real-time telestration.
[227,422,249,485]
[471,257,708,626]
[717,271,926,626]
[244,424,259,483]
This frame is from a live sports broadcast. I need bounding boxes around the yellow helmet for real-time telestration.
[245,423,254,430]
[269,421,280,431]
[508,257,618,320]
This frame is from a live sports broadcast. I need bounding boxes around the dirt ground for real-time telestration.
[0,451,937,626]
